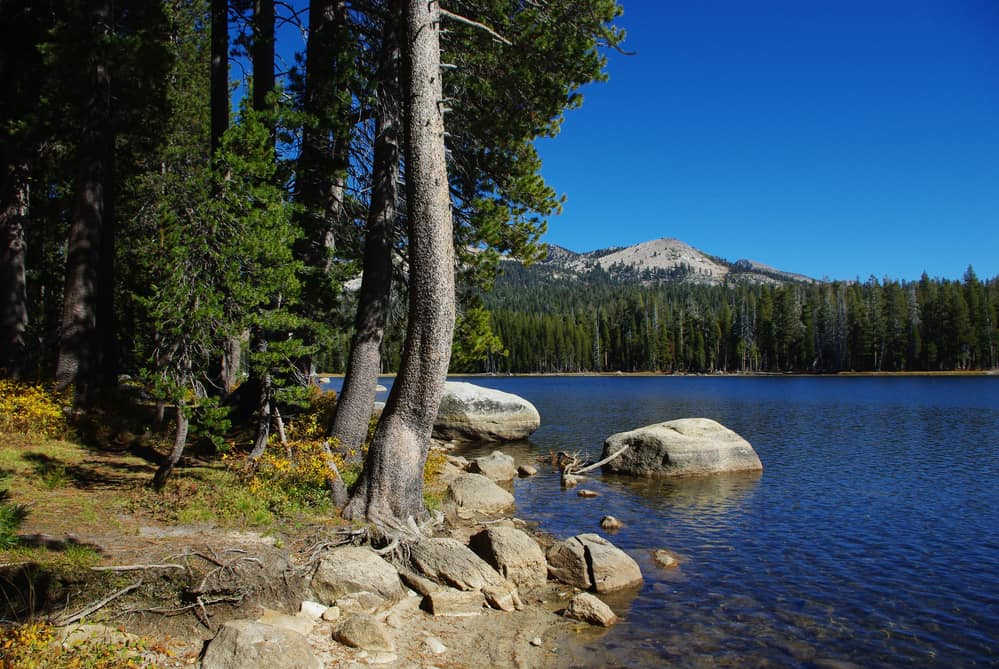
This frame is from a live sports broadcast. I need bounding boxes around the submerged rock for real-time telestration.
[601,417,762,478]
[434,381,541,442]
[652,549,680,569]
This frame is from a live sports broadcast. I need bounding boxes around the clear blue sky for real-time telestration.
[535,0,999,282]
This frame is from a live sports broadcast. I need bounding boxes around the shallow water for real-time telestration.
[447,376,999,668]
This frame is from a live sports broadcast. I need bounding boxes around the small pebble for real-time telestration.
[423,636,448,655]
[577,489,599,498]
[530,637,543,647]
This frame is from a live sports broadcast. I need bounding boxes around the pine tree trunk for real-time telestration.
[212,0,240,396]
[252,0,275,115]
[220,332,242,396]
[330,9,401,459]
[0,153,29,378]
[249,335,272,460]
[344,0,454,524]
[56,0,114,405]
[295,0,352,340]
[210,0,228,157]
[153,400,189,490]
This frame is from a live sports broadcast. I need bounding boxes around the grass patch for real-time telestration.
[0,542,102,571]
[422,449,449,512]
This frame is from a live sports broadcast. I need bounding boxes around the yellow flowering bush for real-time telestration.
[0,381,70,437]
[229,388,364,512]
[0,621,150,668]
[228,389,450,516]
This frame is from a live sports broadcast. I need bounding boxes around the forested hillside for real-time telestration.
[480,260,999,374]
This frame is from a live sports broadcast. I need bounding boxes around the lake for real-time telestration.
[442,375,999,668]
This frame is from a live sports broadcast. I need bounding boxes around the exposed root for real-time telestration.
[53,580,144,627]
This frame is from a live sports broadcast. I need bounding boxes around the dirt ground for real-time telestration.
[1,441,609,668]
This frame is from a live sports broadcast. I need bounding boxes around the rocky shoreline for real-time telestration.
[190,448,642,669]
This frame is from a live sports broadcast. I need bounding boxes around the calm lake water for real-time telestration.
[443,375,999,668]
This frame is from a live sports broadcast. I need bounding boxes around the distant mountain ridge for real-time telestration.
[537,237,815,286]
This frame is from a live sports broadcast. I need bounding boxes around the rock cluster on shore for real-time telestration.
[200,460,646,669]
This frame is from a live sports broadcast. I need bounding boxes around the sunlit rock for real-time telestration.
[434,381,540,442]
[602,418,762,477]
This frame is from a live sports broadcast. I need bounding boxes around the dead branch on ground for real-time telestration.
[53,580,144,626]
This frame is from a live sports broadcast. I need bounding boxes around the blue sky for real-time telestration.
[535,0,999,281]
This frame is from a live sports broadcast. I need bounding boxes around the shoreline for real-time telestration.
[314,369,996,379]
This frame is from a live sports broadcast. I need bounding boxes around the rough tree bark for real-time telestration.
[252,0,275,118]
[295,0,352,376]
[56,0,115,405]
[329,8,401,459]
[344,0,454,524]
[0,154,29,378]
[248,0,276,454]
[210,0,228,157]
[153,398,190,490]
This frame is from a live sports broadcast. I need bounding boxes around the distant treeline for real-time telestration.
[480,264,999,374]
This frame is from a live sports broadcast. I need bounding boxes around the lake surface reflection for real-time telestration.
[449,376,999,668]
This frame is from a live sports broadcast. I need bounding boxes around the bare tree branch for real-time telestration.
[439,8,512,46]
[573,444,629,475]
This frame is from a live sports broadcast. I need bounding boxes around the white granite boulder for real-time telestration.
[547,533,642,593]
[467,451,518,481]
[311,546,404,605]
[202,620,320,669]
[469,526,547,588]
[434,381,540,442]
[409,538,504,591]
[333,614,395,653]
[601,418,762,477]
[445,473,515,516]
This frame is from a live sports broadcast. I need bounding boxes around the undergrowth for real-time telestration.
[0,621,154,668]
[0,489,28,549]
[0,381,70,438]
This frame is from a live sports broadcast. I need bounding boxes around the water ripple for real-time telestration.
[454,376,999,668]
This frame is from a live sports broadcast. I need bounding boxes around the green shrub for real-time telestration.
[0,489,27,549]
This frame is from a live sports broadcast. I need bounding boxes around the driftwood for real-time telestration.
[558,445,630,487]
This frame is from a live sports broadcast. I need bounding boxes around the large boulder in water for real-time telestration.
[433,381,540,442]
[601,418,762,477]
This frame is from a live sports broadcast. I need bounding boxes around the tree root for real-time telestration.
[53,579,144,627]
